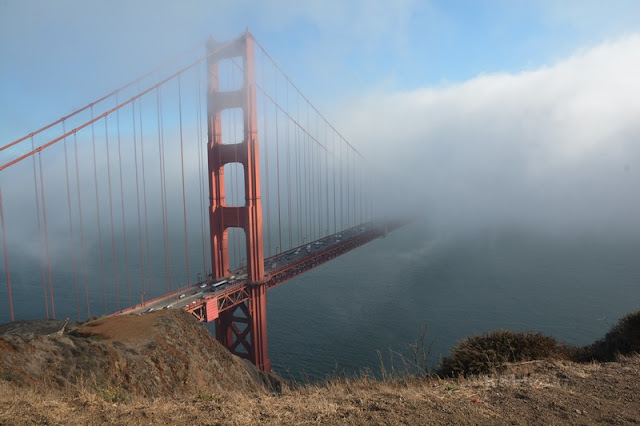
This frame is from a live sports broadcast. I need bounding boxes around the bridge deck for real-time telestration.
[116,222,388,321]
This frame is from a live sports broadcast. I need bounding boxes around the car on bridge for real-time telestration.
[212,279,228,289]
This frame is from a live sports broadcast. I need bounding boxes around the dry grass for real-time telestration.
[2,355,640,425]
[1,309,640,424]
[77,313,160,347]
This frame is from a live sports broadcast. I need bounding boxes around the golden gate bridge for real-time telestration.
[0,30,403,371]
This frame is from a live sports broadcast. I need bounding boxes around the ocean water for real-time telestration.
[266,220,640,381]
[2,218,639,382]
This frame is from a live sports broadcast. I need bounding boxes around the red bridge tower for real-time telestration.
[207,32,270,371]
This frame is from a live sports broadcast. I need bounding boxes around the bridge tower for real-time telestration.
[207,32,270,371]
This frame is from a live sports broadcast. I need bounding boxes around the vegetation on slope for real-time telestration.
[0,309,638,424]
[437,310,640,377]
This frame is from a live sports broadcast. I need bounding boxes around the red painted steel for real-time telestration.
[0,38,242,172]
[2,29,395,374]
[0,185,13,322]
[31,138,49,318]
[177,77,191,287]
[38,152,55,319]
[131,101,147,298]
[73,133,91,318]
[179,224,389,323]
[62,129,80,320]
[207,31,269,371]
[116,101,132,307]
[104,117,121,310]
[0,43,204,154]
[90,111,107,314]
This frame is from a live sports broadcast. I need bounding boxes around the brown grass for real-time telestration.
[2,355,640,425]
[1,309,640,424]
[77,313,160,346]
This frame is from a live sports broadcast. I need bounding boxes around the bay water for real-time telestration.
[266,220,640,380]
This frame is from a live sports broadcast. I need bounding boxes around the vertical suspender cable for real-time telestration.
[91,108,107,314]
[316,114,321,238]
[162,90,173,288]
[308,107,312,240]
[359,160,364,223]
[132,101,146,299]
[286,84,292,249]
[201,75,211,277]
[63,122,80,320]
[313,114,318,238]
[196,64,207,277]
[305,102,311,241]
[370,165,373,222]
[162,95,172,288]
[324,122,329,235]
[354,153,357,226]
[350,148,354,227]
[38,151,55,319]
[156,88,171,292]
[74,133,91,318]
[116,95,132,306]
[296,92,301,245]
[358,160,361,224]
[340,136,344,231]
[262,68,271,258]
[332,132,336,234]
[178,76,191,285]
[274,71,282,254]
[346,146,350,229]
[32,137,49,318]
[105,116,121,310]
[357,161,360,224]
[139,86,152,295]
[309,108,313,240]
[0,185,14,322]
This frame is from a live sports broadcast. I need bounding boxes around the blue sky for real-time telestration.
[2,0,640,139]
[2,0,640,233]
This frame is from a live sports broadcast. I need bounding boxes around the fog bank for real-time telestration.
[337,35,640,236]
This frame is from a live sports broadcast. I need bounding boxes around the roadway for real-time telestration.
[117,222,377,316]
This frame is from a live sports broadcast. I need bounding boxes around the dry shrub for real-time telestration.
[437,330,570,377]
[579,310,640,362]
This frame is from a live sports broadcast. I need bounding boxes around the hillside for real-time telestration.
[0,310,278,400]
[1,309,639,425]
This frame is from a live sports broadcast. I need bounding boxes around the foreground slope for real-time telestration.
[0,310,275,399]
[1,310,639,425]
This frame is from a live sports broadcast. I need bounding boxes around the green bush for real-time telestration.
[580,311,640,362]
[437,330,569,377]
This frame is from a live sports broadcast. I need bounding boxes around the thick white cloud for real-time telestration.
[335,35,640,235]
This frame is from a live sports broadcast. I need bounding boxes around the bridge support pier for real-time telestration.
[247,283,269,371]
[214,283,270,371]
